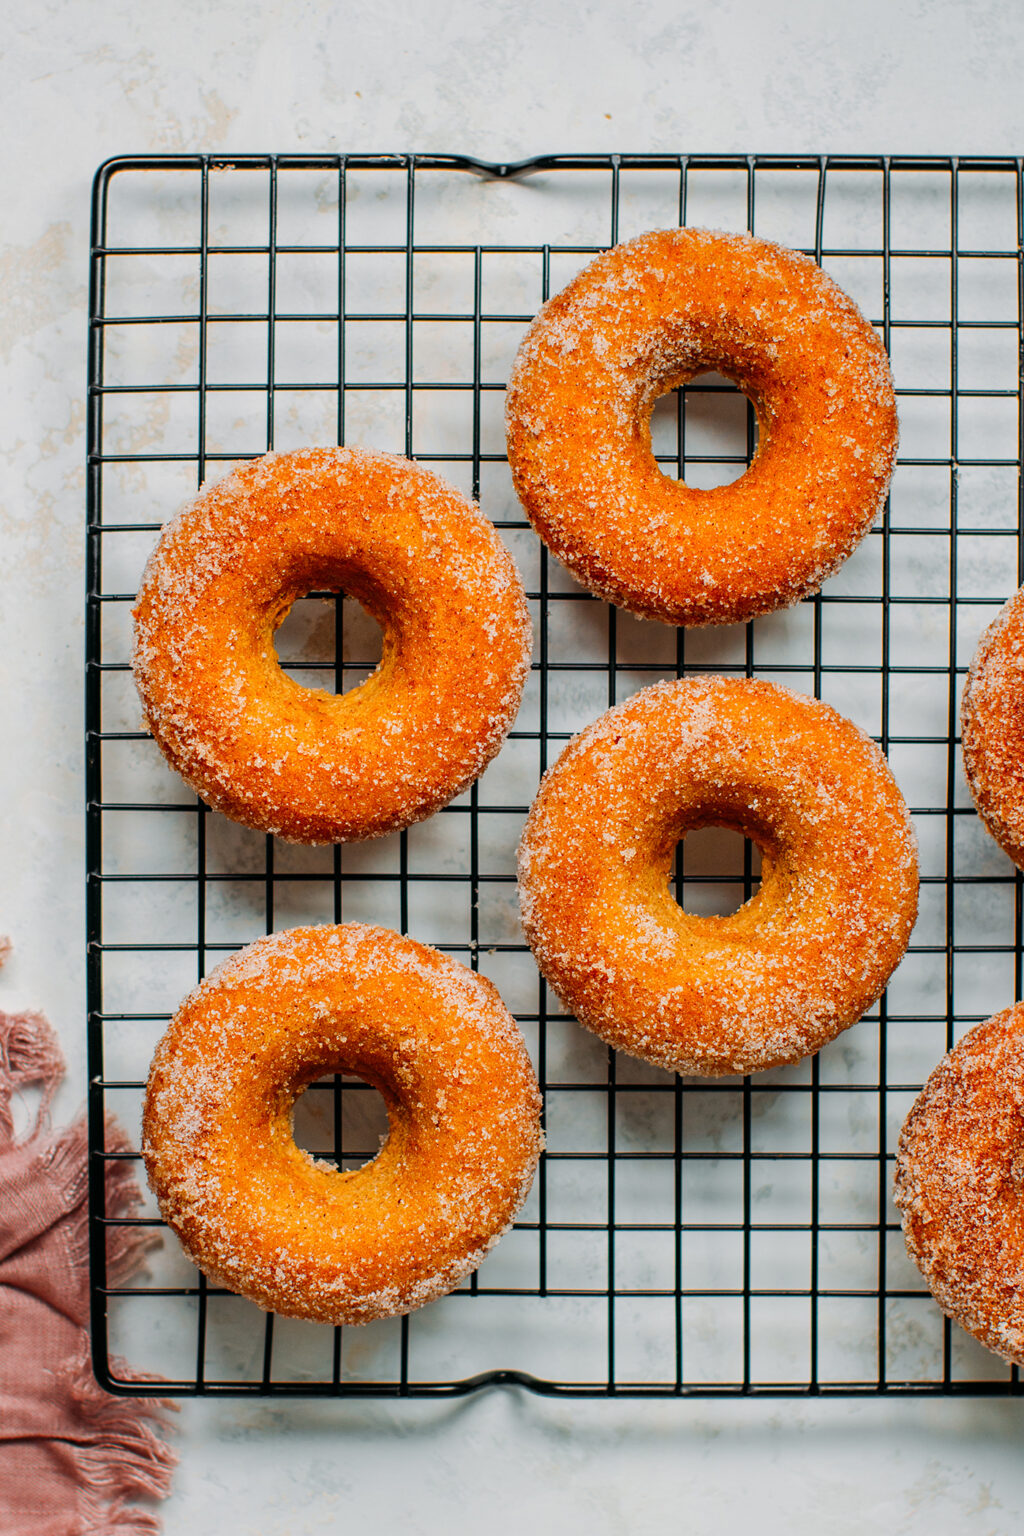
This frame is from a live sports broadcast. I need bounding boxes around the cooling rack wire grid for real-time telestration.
[87,152,1024,1397]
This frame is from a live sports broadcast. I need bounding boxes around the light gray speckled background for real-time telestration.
[4,1,1024,1531]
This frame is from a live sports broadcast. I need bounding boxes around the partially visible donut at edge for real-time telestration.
[518,677,919,1078]
[132,447,533,844]
[505,226,898,627]
[894,1004,1024,1366]
[961,585,1024,869]
[142,924,544,1326]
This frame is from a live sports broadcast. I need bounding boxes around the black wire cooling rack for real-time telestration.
[87,152,1024,1398]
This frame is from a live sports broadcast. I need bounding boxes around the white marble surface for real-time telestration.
[5,1,1024,1530]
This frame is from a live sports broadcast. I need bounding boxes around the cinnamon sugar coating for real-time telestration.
[132,447,532,843]
[961,586,1024,869]
[894,1005,1024,1365]
[505,227,898,627]
[518,677,918,1077]
[142,925,543,1326]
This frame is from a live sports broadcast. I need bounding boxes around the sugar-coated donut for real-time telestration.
[961,586,1024,869]
[132,447,532,844]
[142,924,543,1325]
[505,227,898,627]
[518,677,918,1077]
[894,1004,1024,1366]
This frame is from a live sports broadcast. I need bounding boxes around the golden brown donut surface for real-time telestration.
[132,447,532,843]
[518,677,918,1077]
[894,1004,1024,1365]
[961,586,1024,869]
[505,227,898,627]
[142,924,543,1325]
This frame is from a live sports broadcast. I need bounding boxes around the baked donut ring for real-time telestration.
[132,447,532,844]
[961,586,1024,869]
[505,227,898,627]
[142,924,543,1325]
[518,677,918,1077]
[894,1004,1024,1366]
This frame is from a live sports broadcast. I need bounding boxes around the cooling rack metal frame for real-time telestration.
[88,151,1024,1398]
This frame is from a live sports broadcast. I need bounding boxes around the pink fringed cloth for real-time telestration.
[0,1002,176,1534]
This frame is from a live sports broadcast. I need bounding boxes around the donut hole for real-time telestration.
[671,826,762,917]
[291,1073,390,1171]
[273,593,384,694]
[650,371,759,490]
